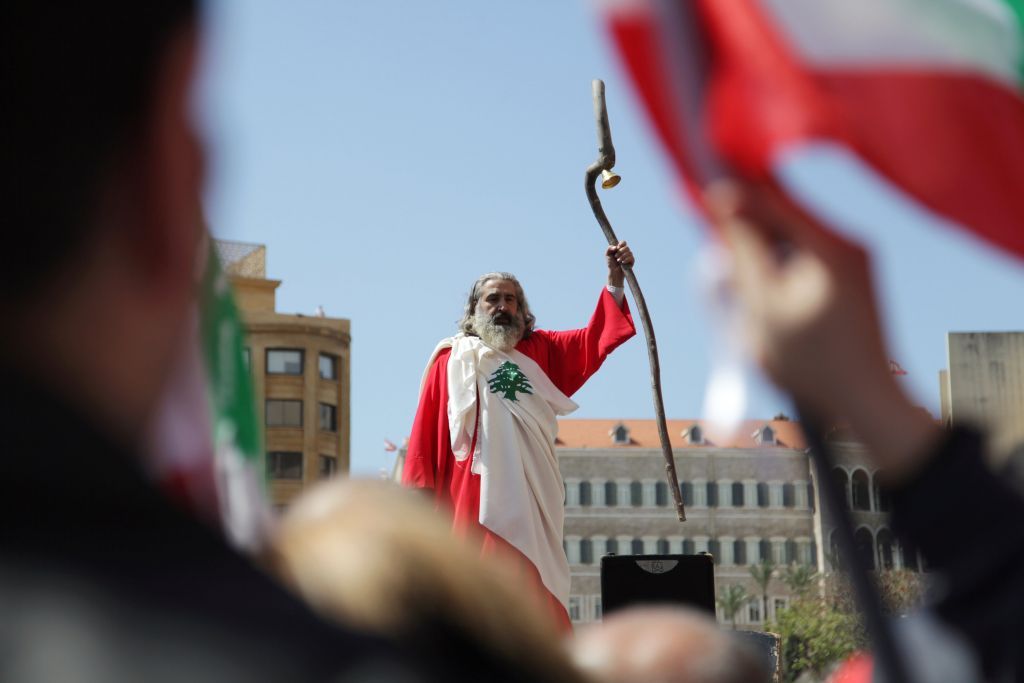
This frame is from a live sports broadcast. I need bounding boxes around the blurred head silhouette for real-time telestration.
[570,606,767,683]
[272,478,588,683]
[4,1,204,446]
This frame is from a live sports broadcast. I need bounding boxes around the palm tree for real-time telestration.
[717,584,749,629]
[781,562,818,599]
[749,558,776,626]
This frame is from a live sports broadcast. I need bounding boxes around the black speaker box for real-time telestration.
[600,553,716,617]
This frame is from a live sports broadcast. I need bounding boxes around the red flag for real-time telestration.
[383,439,398,452]
[602,0,1024,260]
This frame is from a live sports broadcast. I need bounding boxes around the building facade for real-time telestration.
[558,418,820,628]
[216,240,351,509]
[940,331,1024,465]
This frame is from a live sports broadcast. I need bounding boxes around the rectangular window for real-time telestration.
[318,454,337,479]
[748,600,762,623]
[708,539,721,563]
[267,451,303,480]
[655,482,668,506]
[318,353,338,380]
[267,348,303,375]
[757,482,770,507]
[319,403,337,432]
[630,481,643,507]
[605,481,618,506]
[732,482,745,507]
[680,482,693,507]
[783,483,796,507]
[569,597,581,621]
[734,540,747,565]
[266,399,302,427]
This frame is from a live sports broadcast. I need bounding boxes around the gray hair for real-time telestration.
[459,272,535,339]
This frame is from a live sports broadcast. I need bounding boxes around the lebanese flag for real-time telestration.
[147,235,273,552]
[602,0,1024,260]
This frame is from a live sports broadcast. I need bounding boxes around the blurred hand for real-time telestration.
[704,180,939,482]
[606,241,634,287]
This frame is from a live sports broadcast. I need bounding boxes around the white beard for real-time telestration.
[473,311,524,352]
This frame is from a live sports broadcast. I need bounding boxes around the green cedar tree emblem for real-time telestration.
[487,361,534,402]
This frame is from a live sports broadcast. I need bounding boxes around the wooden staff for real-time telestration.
[584,79,686,522]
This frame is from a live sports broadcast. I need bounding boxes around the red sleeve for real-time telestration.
[534,289,636,397]
[401,349,452,490]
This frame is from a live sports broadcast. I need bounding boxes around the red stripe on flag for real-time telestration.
[607,12,705,197]
[699,0,848,175]
[819,71,1024,259]
[604,0,1024,261]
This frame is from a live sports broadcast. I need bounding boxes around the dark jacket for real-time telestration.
[0,368,537,682]
[890,427,1024,681]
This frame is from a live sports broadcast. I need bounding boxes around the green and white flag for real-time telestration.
[148,236,272,551]
[200,238,273,550]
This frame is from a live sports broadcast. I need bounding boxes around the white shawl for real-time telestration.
[422,334,578,608]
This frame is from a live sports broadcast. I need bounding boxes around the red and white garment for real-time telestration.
[403,289,635,630]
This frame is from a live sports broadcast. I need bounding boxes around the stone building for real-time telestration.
[816,427,921,576]
[390,412,908,627]
[940,331,1024,465]
[216,240,351,509]
[557,418,820,628]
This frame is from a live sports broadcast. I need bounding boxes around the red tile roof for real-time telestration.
[555,418,807,450]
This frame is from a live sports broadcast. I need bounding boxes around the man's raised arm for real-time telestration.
[539,242,637,396]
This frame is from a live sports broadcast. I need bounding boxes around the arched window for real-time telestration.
[734,540,747,565]
[828,531,843,570]
[757,482,769,508]
[580,539,593,565]
[579,481,592,507]
[832,468,850,510]
[655,481,669,506]
[631,538,644,555]
[683,539,695,555]
[708,539,721,564]
[656,538,670,555]
[680,482,693,507]
[876,529,895,570]
[612,424,630,444]
[604,481,618,507]
[706,481,718,507]
[606,538,619,555]
[732,482,745,507]
[630,481,643,507]
[902,544,919,572]
[874,477,891,512]
[854,527,875,570]
[852,470,871,511]
[754,425,775,445]
[688,424,703,444]
[782,483,795,507]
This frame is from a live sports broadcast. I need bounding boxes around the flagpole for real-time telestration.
[584,79,686,522]
[797,408,911,683]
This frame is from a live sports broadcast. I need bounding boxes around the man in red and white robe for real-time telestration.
[403,243,637,631]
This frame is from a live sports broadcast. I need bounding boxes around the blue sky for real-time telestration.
[198,1,1024,476]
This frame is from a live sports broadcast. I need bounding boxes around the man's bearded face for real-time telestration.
[473,280,525,351]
